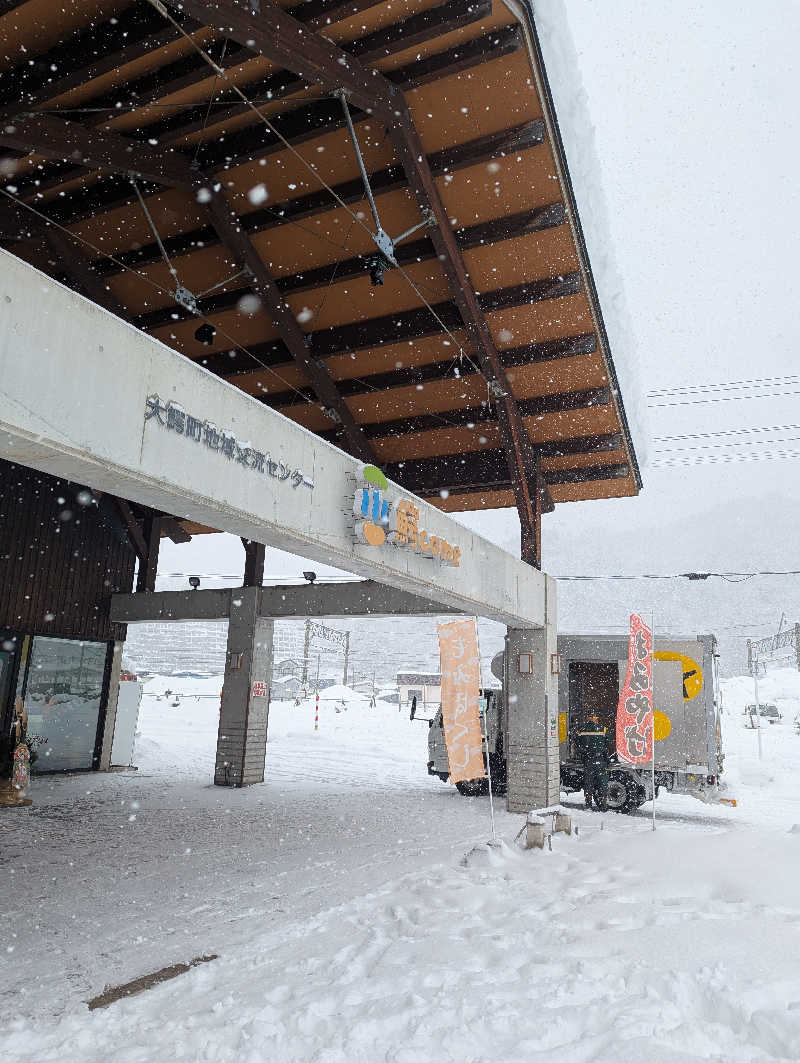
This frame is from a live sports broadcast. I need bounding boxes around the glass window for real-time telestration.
[23,638,108,773]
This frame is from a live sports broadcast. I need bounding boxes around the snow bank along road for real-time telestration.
[2,672,800,1062]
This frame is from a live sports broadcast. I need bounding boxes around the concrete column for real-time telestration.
[98,641,124,771]
[505,575,558,813]
[215,587,274,786]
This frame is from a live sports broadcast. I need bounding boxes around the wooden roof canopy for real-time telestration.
[0,0,641,568]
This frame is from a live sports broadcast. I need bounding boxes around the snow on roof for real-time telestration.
[533,0,650,466]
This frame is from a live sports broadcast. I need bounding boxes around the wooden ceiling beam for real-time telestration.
[164,0,400,123]
[9,32,532,226]
[0,113,196,189]
[197,269,581,379]
[201,186,378,463]
[143,0,492,145]
[383,434,625,493]
[132,202,566,330]
[389,116,547,564]
[251,331,596,410]
[313,386,612,441]
[39,223,126,316]
[0,6,202,121]
[402,462,631,499]
[0,0,385,123]
[93,114,542,277]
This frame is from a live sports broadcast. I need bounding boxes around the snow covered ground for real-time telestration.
[2,672,800,1061]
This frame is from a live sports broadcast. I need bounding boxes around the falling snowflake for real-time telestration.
[247,183,269,205]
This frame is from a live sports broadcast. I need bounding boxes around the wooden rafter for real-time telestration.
[9,23,528,225]
[197,271,582,379]
[253,333,597,410]
[131,203,566,331]
[201,187,378,463]
[384,435,625,492]
[90,118,544,278]
[0,6,202,121]
[316,387,612,441]
[0,113,195,188]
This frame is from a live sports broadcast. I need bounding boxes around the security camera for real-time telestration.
[189,575,201,590]
[302,571,317,584]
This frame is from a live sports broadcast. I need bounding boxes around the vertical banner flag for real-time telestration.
[438,619,485,785]
[616,614,654,764]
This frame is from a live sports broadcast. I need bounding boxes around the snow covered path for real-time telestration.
[2,674,800,1061]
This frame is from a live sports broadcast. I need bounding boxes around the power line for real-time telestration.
[651,447,800,468]
[554,569,800,581]
[647,373,800,399]
[649,389,800,409]
[652,422,800,444]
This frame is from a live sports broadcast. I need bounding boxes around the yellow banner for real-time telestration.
[438,619,485,785]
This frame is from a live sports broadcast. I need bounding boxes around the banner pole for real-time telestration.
[475,618,497,843]
[651,613,656,832]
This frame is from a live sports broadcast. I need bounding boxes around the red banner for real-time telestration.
[616,614,654,764]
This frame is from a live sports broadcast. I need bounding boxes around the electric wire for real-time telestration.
[649,389,800,408]
[647,373,800,398]
[144,0,378,246]
[652,422,800,444]
[144,0,487,398]
[0,187,320,408]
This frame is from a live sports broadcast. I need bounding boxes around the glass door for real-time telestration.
[23,637,109,772]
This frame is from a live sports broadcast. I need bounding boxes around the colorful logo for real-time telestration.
[353,465,390,546]
[350,464,462,565]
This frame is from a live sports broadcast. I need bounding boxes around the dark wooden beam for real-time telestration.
[136,514,163,594]
[388,111,547,564]
[0,113,195,188]
[142,0,492,145]
[165,0,400,123]
[131,202,566,331]
[202,186,378,463]
[0,6,202,120]
[315,387,612,442]
[93,116,544,278]
[400,461,631,499]
[40,223,125,315]
[196,269,580,380]
[383,434,625,493]
[256,331,596,409]
[161,517,193,544]
[241,538,266,587]
[0,1,29,16]
[10,25,529,223]
[115,499,148,564]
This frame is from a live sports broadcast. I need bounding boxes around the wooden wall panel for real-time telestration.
[0,460,136,642]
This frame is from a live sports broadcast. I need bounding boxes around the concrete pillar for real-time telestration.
[505,574,558,813]
[215,587,274,786]
[98,641,124,771]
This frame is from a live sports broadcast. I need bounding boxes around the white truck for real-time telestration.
[427,633,727,813]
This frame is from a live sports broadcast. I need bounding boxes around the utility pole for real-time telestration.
[301,619,311,692]
[343,631,350,687]
[751,647,763,761]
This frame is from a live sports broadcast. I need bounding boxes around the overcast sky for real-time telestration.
[159,0,799,617]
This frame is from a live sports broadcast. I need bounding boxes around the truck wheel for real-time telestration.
[456,780,483,796]
[606,775,639,813]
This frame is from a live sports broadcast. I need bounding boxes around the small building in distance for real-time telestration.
[397,672,442,712]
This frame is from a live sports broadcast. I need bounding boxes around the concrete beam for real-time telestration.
[110,581,463,624]
[0,251,546,629]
